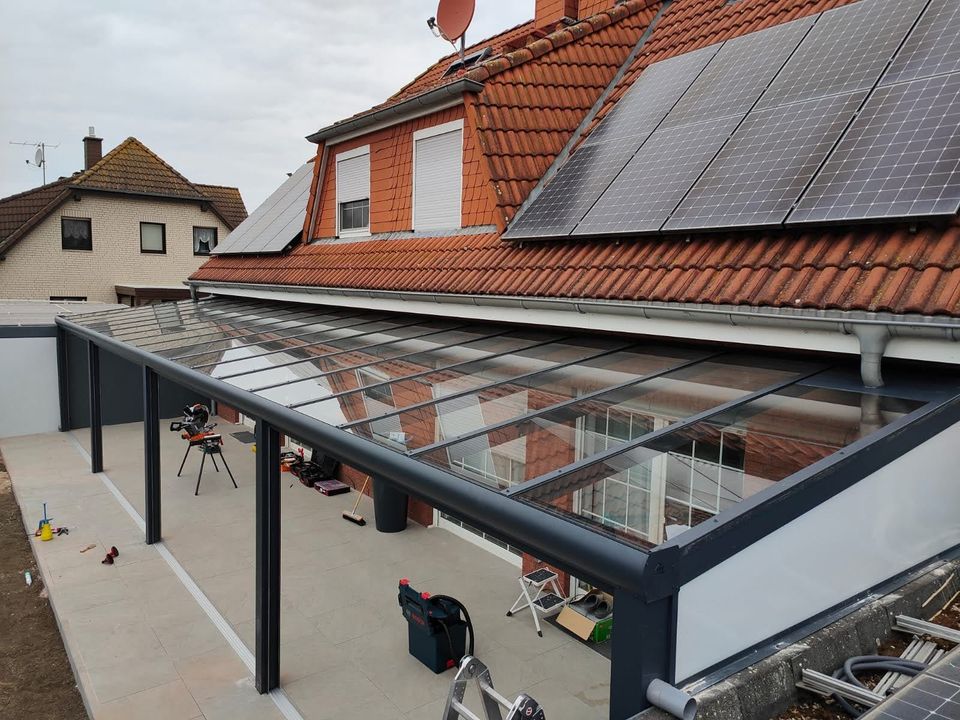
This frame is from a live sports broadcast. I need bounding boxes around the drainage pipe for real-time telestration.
[645,679,697,720]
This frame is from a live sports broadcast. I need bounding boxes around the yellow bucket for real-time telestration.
[40,522,53,542]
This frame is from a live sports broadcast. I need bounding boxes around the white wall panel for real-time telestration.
[675,421,960,681]
[0,337,59,437]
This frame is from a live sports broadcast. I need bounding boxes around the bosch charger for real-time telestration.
[398,579,474,673]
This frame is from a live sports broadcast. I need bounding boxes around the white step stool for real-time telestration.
[506,568,567,637]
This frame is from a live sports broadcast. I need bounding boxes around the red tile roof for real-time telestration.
[0,137,246,256]
[192,217,960,316]
[194,0,960,318]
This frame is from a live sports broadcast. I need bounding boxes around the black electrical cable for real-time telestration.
[433,595,475,662]
[830,655,927,718]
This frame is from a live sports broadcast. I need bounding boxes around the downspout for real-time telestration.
[850,324,891,388]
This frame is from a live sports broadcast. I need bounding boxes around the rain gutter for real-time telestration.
[306,79,484,145]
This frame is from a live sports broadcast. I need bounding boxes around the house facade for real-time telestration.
[0,131,246,304]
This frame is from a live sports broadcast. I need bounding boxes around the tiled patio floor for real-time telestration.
[1,420,610,720]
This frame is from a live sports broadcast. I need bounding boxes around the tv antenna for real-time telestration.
[9,140,59,185]
[427,0,476,67]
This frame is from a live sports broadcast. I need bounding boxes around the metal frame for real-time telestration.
[87,341,102,474]
[54,298,960,720]
[255,420,281,692]
[143,366,161,544]
[56,327,70,431]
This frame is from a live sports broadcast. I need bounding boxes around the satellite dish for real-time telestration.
[435,0,474,43]
[34,147,43,166]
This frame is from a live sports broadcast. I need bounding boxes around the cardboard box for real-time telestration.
[557,592,613,643]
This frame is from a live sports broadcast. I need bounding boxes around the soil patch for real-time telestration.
[0,453,87,719]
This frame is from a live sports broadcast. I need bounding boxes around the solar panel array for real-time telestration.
[506,0,960,240]
[862,647,960,720]
[505,45,719,239]
[215,161,314,254]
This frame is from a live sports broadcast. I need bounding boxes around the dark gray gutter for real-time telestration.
[306,79,485,144]
[55,313,649,594]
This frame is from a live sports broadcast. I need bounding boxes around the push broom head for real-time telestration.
[341,476,370,526]
[341,510,366,526]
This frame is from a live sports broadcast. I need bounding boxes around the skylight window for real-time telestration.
[443,47,492,77]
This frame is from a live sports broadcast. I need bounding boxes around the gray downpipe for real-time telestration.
[852,324,891,388]
[645,679,697,719]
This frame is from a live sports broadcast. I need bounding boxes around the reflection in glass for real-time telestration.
[519,386,922,549]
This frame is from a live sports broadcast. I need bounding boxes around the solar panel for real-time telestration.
[790,72,960,224]
[882,0,960,86]
[582,44,720,148]
[215,161,314,254]
[503,45,719,240]
[862,648,960,720]
[757,0,927,108]
[660,14,816,129]
[503,142,640,238]
[666,92,867,230]
[574,114,743,236]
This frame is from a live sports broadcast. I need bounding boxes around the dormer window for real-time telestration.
[413,121,463,232]
[336,145,370,237]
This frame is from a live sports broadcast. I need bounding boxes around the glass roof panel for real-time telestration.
[417,355,817,490]
[150,311,377,357]
[220,326,504,393]
[517,386,923,549]
[349,343,710,452]
[292,331,567,422]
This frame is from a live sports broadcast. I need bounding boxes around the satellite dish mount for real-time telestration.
[429,0,476,67]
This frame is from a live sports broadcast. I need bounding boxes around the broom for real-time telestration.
[342,476,369,526]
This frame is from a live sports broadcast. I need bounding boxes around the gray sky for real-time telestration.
[0,1,532,209]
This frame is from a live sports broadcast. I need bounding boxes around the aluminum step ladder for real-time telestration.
[443,656,545,720]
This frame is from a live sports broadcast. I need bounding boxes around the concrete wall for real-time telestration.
[0,335,59,438]
[0,192,231,303]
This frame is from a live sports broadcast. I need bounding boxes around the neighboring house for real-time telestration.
[0,131,246,304]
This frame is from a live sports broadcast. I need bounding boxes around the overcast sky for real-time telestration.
[0,1,531,209]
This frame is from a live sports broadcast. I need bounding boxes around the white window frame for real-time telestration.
[412,119,463,232]
[335,144,371,238]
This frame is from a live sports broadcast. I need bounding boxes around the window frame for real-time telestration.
[335,145,371,238]
[192,226,218,256]
[412,119,464,232]
[60,217,93,252]
[140,222,167,255]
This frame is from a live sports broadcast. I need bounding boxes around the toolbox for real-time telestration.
[398,579,469,673]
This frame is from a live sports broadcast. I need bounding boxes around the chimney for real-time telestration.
[83,126,102,170]
[535,0,579,29]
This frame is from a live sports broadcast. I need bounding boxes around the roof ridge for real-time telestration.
[194,182,241,191]
[73,136,206,198]
[465,0,655,83]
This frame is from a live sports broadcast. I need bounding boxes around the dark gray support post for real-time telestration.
[254,419,281,693]
[88,341,103,473]
[609,592,674,720]
[143,366,161,544]
[56,327,70,431]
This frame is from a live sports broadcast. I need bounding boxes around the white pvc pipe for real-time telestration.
[646,679,697,720]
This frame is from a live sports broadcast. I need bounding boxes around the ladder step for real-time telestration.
[533,593,565,612]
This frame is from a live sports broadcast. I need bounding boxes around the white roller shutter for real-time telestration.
[414,121,463,231]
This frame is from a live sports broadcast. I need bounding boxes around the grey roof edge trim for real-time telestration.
[55,310,649,593]
[186,280,960,333]
[306,79,485,144]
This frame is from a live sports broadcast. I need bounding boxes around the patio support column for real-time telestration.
[254,419,281,693]
[88,341,103,474]
[609,592,674,720]
[143,366,161,544]
[56,327,70,431]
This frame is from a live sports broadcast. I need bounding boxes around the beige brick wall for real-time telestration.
[0,192,231,303]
